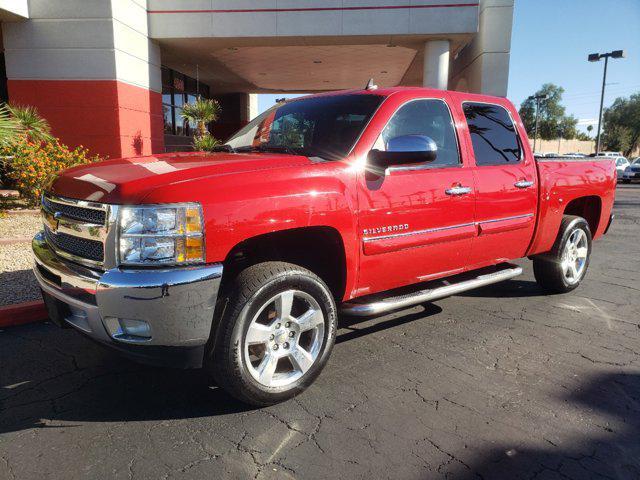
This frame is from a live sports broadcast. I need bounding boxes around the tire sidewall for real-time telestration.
[228,269,337,403]
[554,217,592,289]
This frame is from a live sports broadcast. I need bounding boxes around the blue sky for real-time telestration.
[258,0,640,133]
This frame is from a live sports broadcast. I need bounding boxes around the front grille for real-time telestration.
[42,196,106,225]
[45,227,104,262]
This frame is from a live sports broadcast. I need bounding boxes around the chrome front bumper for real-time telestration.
[32,231,223,360]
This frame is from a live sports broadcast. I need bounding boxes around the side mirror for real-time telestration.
[368,135,437,168]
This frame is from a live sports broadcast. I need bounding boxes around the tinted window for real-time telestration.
[226,94,383,161]
[463,103,521,165]
[375,99,460,166]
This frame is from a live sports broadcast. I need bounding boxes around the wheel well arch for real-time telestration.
[221,226,348,301]
[563,195,602,235]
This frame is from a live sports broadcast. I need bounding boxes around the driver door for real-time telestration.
[355,95,476,297]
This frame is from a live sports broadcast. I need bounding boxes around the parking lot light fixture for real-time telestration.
[528,94,547,153]
[588,50,626,153]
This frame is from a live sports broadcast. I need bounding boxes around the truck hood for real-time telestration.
[50,151,313,204]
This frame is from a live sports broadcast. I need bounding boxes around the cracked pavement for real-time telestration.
[1,184,639,479]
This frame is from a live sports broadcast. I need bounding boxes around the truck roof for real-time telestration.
[286,86,510,105]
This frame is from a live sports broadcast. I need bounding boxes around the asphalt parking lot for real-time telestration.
[1,184,639,480]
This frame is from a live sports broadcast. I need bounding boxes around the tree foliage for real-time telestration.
[519,84,578,140]
[602,93,640,156]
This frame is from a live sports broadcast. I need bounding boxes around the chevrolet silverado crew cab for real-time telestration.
[33,86,616,405]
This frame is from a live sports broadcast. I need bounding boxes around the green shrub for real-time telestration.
[1,139,103,206]
[193,133,220,152]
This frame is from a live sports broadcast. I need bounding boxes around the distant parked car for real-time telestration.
[621,157,640,183]
[597,151,623,157]
[615,157,630,180]
[564,152,586,158]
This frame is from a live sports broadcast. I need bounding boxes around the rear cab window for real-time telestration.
[462,102,522,166]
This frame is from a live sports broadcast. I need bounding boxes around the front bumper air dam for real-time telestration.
[32,231,223,368]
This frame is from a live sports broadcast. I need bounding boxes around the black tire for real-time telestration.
[208,261,337,406]
[533,215,592,294]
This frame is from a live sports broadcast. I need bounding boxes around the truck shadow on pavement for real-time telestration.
[0,304,443,435]
[457,279,548,299]
[451,371,640,479]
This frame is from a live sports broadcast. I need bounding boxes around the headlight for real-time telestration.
[118,203,205,265]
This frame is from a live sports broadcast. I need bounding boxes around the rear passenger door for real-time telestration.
[461,102,538,268]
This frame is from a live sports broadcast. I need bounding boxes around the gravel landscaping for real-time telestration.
[0,213,42,306]
[0,212,42,241]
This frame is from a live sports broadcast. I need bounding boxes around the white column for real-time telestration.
[423,40,450,90]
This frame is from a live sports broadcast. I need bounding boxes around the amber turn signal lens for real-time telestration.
[185,236,204,261]
[185,207,202,233]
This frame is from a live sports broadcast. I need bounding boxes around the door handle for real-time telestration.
[445,186,472,196]
[514,180,534,188]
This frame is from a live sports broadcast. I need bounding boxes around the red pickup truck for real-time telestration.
[33,87,616,405]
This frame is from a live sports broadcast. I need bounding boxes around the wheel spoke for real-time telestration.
[576,247,588,259]
[571,230,581,246]
[275,290,294,319]
[257,352,279,384]
[294,308,324,332]
[569,262,579,279]
[289,346,314,374]
[562,260,571,275]
[246,323,272,345]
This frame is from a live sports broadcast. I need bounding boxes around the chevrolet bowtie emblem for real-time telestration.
[44,210,61,232]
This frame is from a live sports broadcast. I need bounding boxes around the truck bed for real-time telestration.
[527,157,616,256]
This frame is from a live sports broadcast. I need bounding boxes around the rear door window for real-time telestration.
[463,103,521,165]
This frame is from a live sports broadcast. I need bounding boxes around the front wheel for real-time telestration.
[208,262,337,406]
[533,215,592,293]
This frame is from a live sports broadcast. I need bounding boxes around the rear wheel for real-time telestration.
[208,261,337,406]
[533,215,592,293]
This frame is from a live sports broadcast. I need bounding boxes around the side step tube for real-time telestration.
[340,264,523,317]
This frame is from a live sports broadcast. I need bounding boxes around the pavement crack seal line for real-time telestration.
[229,429,297,479]
[420,436,483,479]
[1,455,17,480]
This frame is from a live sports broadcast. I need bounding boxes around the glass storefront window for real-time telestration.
[161,66,211,137]
[163,104,173,134]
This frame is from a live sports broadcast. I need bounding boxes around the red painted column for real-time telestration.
[8,80,164,159]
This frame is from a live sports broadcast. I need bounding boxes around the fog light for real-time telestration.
[104,317,151,342]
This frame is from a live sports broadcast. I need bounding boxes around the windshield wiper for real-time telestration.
[211,144,237,153]
[236,144,299,155]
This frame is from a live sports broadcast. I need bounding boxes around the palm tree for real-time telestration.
[0,104,24,147]
[8,104,53,143]
[181,97,221,138]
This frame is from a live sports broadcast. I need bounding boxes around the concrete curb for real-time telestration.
[5,209,40,216]
[0,300,48,328]
[0,236,33,245]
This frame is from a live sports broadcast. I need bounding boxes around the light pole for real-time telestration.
[588,50,625,154]
[528,94,547,153]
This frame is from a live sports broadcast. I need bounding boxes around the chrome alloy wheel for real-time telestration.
[244,290,325,388]
[561,228,589,285]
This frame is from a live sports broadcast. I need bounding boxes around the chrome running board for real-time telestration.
[340,263,523,317]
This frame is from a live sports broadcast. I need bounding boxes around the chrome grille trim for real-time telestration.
[41,194,116,270]
[44,227,104,262]
[42,194,107,225]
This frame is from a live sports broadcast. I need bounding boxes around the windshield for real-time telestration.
[225,94,384,161]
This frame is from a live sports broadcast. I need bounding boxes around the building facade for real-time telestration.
[0,0,514,159]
